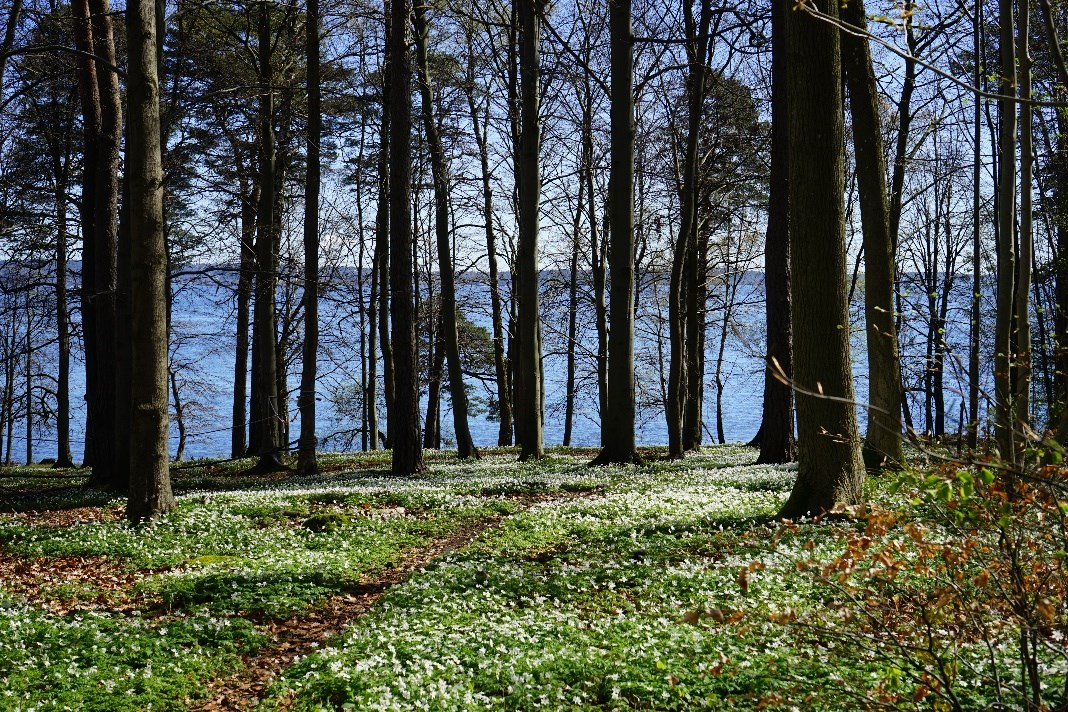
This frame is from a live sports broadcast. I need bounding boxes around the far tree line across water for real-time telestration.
[0,0,1059,520]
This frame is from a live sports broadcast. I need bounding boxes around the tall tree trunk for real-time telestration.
[234,181,257,457]
[778,0,865,517]
[841,0,904,468]
[297,0,321,476]
[389,0,424,475]
[592,0,640,465]
[563,175,583,447]
[375,21,395,448]
[413,3,478,458]
[368,213,380,450]
[54,160,75,468]
[516,0,544,460]
[252,0,285,471]
[466,56,512,446]
[994,0,1018,462]
[968,0,983,450]
[668,0,712,458]
[92,0,121,487]
[1014,0,1033,436]
[755,0,795,464]
[126,0,175,522]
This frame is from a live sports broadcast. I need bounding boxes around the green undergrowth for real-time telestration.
[0,593,262,711]
[3,445,1053,710]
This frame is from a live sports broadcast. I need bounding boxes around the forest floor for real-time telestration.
[0,445,1061,710]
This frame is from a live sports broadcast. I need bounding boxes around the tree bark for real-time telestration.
[778,0,865,518]
[389,0,424,475]
[754,0,795,464]
[251,0,285,471]
[465,49,512,446]
[841,0,904,468]
[994,0,1018,462]
[413,2,478,458]
[516,0,544,460]
[591,0,640,465]
[297,0,321,476]
[126,0,175,522]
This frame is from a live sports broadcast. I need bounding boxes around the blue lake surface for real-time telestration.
[9,268,992,463]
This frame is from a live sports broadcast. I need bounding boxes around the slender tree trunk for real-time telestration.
[126,0,175,522]
[55,163,75,468]
[389,0,424,475]
[413,3,477,458]
[994,0,1018,462]
[424,323,444,449]
[466,60,512,446]
[778,0,865,517]
[755,0,795,463]
[841,0,904,467]
[1014,0,1033,434]
[668,0,712,458]
[170,369,186,462]
[252,0,285,471]
[516,0,544,460]
[368,217,380,450]
[234,182,257,457]
[297,0,321,476]
[564,176,583,447]
[969,0,983,450]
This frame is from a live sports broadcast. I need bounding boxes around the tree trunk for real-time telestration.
[413,3,478,458]
[1014,0,1033,437]
[564,174,583,447]
[465,54,512,446]
[126,0,175,522]
[778,0,865,517]
[389,0,424,475]
[54,159,75,468]
[251,0,285,471]
[841,0,904,468]
[668,0,712,458]
[994,0,1018,462]
[516,0,544,460]
[297,0,321,476]
[755,0,795,464]
[968,0,983,450]
[233,181,257,457]
[591,0,640,465]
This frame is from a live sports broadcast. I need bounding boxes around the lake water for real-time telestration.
[9,268,991,463]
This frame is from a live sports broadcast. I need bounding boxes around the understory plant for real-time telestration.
[787,445,1068,711]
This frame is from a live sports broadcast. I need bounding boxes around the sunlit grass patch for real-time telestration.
[0,594,263,711]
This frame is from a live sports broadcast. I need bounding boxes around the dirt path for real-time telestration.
[195,514,504,711]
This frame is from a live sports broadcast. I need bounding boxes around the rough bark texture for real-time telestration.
[667,0,711,458]
[297,0,321,476]
[841,0,904,469]
[126,0,175,523]
[516,0,544,460]
[251,0,285,471]
[755,0,795,465]
[1014,0,1033,438]
[778,0,865,518]
[389,0,424,476]
[591,0,640,465]
[994,0,1018,462]
[413,3,478,459]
